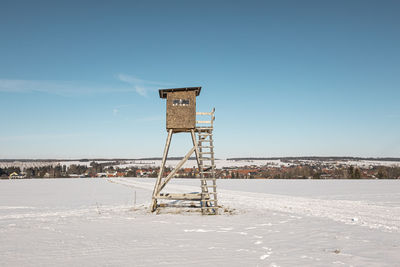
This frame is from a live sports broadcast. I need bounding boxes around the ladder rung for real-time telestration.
[196,127,213,131]
[199,152,212,154]
[196,112,214,115]
[202,185,217,188]
[199,146,213,148]
[198,140,212,142]
[156,193,202,201]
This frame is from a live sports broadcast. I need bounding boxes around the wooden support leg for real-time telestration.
[151,129,173,212]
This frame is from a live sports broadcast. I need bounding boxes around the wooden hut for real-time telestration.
[159,87,201,132]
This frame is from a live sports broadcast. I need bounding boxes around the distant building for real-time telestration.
[9,172,26,179]
[116,172,125,177]
[106,171,118,177]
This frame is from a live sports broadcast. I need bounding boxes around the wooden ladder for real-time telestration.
[196,108,218,215]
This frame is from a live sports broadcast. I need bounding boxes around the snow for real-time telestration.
[0,160,93,169]
[112,158,400,169]
[115,159,296,169]
[1,178,399,266]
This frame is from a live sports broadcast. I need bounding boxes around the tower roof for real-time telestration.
[159,87,201,99]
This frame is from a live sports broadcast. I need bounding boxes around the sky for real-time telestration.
[1,0,399,159]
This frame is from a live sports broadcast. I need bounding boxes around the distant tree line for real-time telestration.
[0,161,138,179]
[227,157,400,162]
[2,163,400,179]
[221,165,400,179]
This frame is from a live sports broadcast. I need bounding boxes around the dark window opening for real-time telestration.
[172,99,190,106]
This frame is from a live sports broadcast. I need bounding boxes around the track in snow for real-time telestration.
[111,178,400,233]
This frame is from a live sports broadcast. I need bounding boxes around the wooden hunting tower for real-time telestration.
[151,87,218,215]
[159,87,201,132]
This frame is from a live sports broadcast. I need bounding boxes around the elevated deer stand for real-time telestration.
[150,87,218,215]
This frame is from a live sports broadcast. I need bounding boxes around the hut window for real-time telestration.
[172,99,190,106]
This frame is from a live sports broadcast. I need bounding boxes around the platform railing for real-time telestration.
[196,108,215,129]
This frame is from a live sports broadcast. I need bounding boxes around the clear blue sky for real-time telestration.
[1,0,399,159]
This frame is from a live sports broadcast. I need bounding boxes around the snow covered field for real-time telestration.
[1,178,399,266]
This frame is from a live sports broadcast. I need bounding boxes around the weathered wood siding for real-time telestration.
[166,91,196,131]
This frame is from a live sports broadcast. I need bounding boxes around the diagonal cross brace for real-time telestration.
[157,145,196,194]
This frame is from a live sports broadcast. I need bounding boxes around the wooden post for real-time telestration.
[151,129,173,212]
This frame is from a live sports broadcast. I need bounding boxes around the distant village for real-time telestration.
[1,158,400,179]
